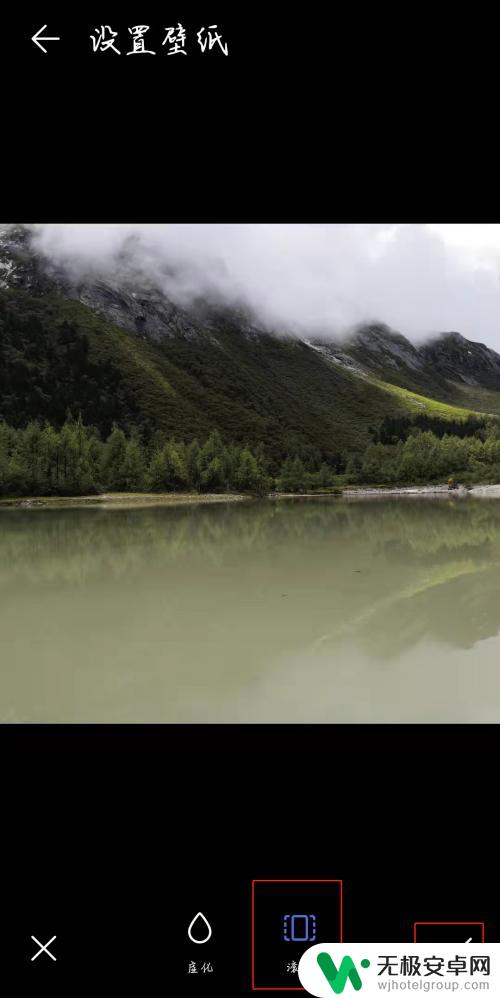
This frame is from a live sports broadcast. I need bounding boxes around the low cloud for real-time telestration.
[27,223,500,349]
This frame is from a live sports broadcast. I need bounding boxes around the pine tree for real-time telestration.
[0,422,11,495]
[40,423,60,492]
[345,454,362,484]
[186,439,201,491]
[236,448,267,494]
[277,456,307,492]
[201,455,225,491]
[316,462,334,489]
[147,448,166,491]
[101,424,127,490]
[6,455,28,495]
[122,438,145,491]
[164,440,188,490]
[200,430,224,480]
[20,421,43,492]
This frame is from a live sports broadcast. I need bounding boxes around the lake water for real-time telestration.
[1,497,500,722]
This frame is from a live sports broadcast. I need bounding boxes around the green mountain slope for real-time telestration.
[443,383,500,416]
[0,288,414,465]
[370,379,476,419]
[315,324,500,416]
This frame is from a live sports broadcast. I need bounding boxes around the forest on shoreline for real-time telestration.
[1,415,500,498]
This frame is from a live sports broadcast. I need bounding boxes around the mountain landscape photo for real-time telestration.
[2,222,500,724]
[2,222,500,500]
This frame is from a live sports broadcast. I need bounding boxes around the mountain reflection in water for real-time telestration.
[1,497,499,721]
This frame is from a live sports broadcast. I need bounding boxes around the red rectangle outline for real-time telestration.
[251,879,343,992]
[414,922,485,943]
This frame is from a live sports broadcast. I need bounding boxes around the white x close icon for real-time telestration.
[31,935,57,962]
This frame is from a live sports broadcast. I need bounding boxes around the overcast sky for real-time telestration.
[28,223,500,349]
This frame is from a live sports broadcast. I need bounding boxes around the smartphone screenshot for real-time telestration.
[1,16,499,996]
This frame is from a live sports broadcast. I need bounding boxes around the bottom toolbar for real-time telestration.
[0,883,487,994]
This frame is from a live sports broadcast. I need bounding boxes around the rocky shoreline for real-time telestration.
[0,492,249,509]
[343,484,500,498]
[2,484,500,509]
[342,484,467,498]
[272,483,500,500]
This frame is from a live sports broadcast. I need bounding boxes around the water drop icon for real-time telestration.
[187,912,212,944]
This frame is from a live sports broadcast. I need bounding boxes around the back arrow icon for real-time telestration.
[32,25,61,54]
